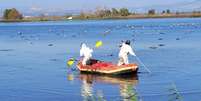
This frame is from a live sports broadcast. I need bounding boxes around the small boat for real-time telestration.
[77,59,138,75]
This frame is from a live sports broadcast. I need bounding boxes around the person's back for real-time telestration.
[118,40,136,66]
[119,43,134,57]
[80,43,93,65]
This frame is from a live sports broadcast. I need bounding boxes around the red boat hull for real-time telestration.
[77,60,138,75]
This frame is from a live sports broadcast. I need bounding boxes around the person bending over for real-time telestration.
[118,40,136,66]
[80,43,93,66]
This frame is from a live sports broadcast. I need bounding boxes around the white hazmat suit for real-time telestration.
[80,43,93,66]
[118,43,136,66]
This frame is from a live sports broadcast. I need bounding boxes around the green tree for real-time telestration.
[166,9,171,14]
[95,8,112,18]
[148,9,155,15]
[3,8,23,20]
[119,8,130,16]
[104,9,112,17]
[111,8,119,16]
[162,10,166,14]
[3,9,10,19]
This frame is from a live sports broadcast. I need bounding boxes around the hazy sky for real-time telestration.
[0,0,200,15]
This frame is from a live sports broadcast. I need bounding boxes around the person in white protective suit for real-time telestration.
[118,40,136,66]
[80,43,93,66]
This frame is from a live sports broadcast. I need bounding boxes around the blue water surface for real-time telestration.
[0,18,201,101]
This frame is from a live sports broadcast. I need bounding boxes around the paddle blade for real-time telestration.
[95,41,103,48]
[67,58,75,67]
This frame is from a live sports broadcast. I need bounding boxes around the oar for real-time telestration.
[67,40,103,67]
[95,40,103,48]
[135,55,151,74]
[67,58,79,67]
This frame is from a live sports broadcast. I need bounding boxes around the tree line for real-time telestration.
[1,8,201,21]
[3,8,23,20]
[79,8,131,19]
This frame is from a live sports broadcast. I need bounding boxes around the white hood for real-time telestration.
[80,43,93,58]
[119,43,136,57]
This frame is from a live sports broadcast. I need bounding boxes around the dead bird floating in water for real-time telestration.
[158,44,165,47]
[158,38,163,40]
[149,46,158,49]
[0,49,14,52]
[48,44,53,46]
[176,38,180,40]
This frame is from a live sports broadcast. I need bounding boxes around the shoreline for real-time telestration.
[1,13,201,22]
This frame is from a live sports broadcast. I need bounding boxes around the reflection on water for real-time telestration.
[168,83,183,101]
[78,73,139,101]
[81,75,94,101]
[67,74,74,81]
[120,84,138,101]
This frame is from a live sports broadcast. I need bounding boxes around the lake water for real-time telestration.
[0,18,201,101]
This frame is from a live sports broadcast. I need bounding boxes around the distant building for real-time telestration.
[67,16,73,20]
[24,16,32,18]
